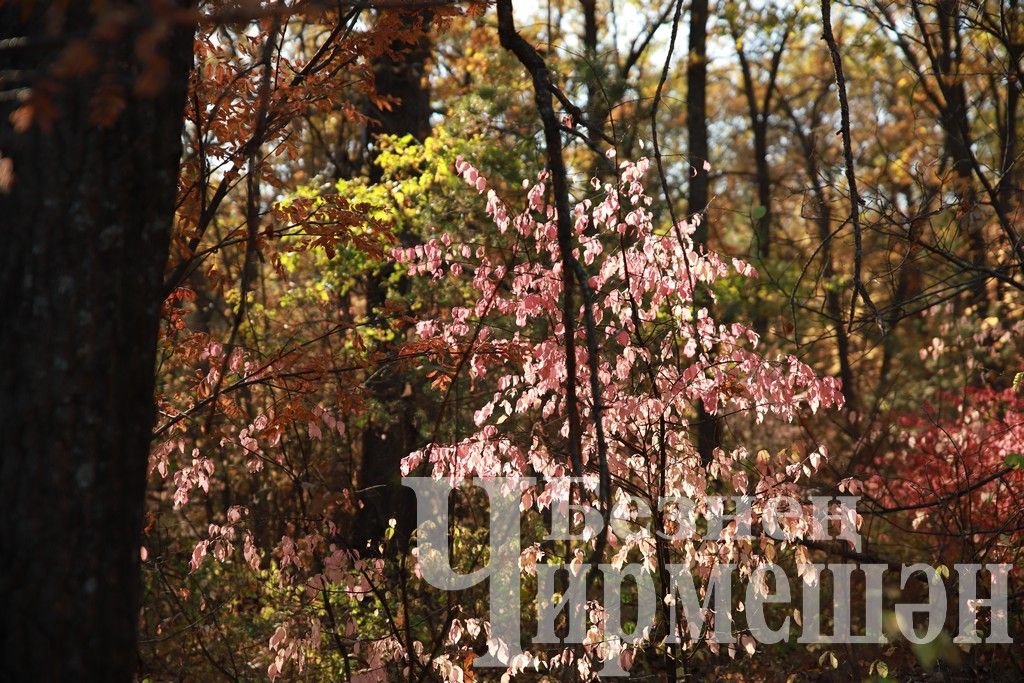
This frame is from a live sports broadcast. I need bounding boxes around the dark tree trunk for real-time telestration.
[997,45,1019,220]
[685,0,718,467]
[355,13,433,552]
[732,19,788,335]
[579,0,604,136]
[934,0,987,305]
[686,0,710,244]
[751,121,772,259]
[364,14,433,177]
[0,3,193,679]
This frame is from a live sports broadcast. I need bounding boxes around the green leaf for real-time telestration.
[1005,453,1024,469]
[1014,371,1023,392]
[876,661,889,678]
[752,205,768,220]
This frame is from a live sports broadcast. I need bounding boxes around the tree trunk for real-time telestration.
[935,0,987,306]
[996,29,1020,239]
[579,0,604,138]
[355,12,433,552]
[0,3,194,678]
[687,0,710,243]
[685,0,719,466]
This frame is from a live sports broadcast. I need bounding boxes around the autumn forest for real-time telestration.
[1,0,1023,680]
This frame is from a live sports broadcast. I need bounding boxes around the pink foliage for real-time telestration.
[390,156,846,677]
[398,156,842,484]
[867,386,1024,559]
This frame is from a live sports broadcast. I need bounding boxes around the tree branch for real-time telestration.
[820,0,882,332]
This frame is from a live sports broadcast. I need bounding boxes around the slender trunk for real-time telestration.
[733,25,786,334]
[0,2,194,678]
[805,141,855,407]
[732,32,776,262]
[879,211,926,387]
[580,0,604,137]
[685,0,718,466]
[752,122,772,259]
[936,0,987,305]
[781,91,858,410]
[998,43,1020,222]
[687,0,710,242]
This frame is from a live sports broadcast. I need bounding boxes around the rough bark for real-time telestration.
[0,2,194,679]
